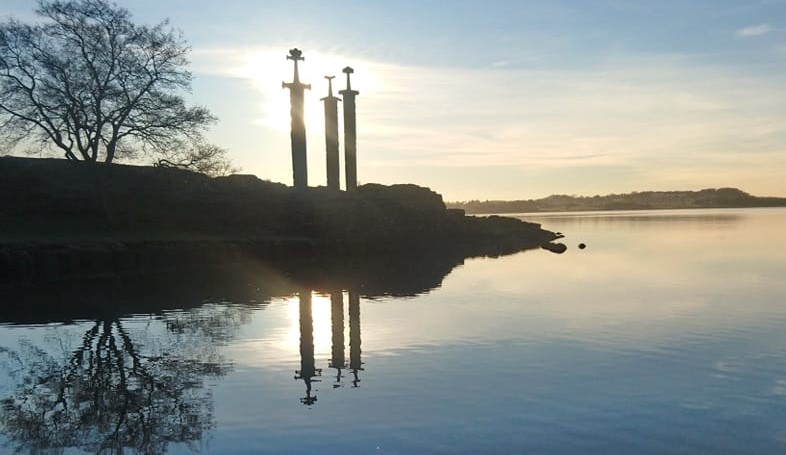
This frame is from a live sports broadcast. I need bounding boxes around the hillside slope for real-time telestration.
[449,188,786,214]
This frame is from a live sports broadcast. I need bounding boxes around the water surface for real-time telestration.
[1,208,785,454]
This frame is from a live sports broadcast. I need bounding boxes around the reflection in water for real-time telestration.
[3,208,785,453]
[0,310,236,454]
[296,289,364,404]
[0,247,468,326]
[329,290,347,387]
[0,247,470,448]
[349,291,364,387]
[519,209,743,228]
[295,290,321,405]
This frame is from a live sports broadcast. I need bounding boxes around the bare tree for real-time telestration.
[0,0,216,163]
[155,141,240,177]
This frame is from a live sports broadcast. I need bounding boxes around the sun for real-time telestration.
[227,48,388,133]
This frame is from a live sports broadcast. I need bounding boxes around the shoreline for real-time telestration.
[0,156,563,285]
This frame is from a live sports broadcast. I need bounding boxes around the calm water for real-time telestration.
[1,208,786,454]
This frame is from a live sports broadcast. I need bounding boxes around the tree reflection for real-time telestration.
[0,245,476,434]
[0,305,248,454]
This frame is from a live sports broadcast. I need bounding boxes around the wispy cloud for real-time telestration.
[736,23,774,37]
[191,46,786,199]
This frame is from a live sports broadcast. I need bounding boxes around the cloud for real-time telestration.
[736,23,774,37]
[190,46,786,199]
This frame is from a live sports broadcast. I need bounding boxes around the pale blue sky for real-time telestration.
[2,0,785,200]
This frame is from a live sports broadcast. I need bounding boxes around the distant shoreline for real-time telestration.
[447,188,786,215]
[482,206,786,217]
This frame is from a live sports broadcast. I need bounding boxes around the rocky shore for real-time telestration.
[0,156,562,286]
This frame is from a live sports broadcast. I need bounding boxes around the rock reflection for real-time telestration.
[0,247,490,446]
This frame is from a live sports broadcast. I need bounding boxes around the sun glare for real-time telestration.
[283,291,339,357]
[227,49,387,134]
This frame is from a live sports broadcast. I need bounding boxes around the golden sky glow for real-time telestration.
[4,0,785,200]
[190,45,786,200]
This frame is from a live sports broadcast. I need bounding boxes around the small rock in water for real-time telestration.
[542,242,567,254]
[578,243,586,250]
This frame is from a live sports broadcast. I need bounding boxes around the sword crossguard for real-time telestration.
[283,82,311,90]
[282,47,311,90]
[339,67,358,95]
[322,75,338,99]
[287,48,304,62]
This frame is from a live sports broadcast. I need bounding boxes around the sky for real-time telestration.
[2,0,786,200]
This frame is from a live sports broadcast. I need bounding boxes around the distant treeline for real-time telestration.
[448,188,786,214]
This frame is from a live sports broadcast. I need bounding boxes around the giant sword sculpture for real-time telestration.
[282,48,311,189]
[340,67,359,191]
[321,76,341,190]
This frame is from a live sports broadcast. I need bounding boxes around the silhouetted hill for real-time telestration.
[448,188,786,214]
[0,157,561,284]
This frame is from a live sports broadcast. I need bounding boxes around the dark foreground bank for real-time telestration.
[0,157,561,285]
